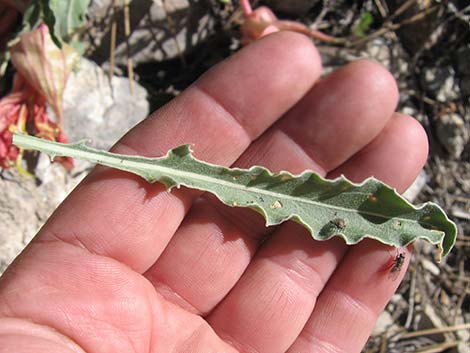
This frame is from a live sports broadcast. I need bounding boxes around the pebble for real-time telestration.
[435,113,469,159]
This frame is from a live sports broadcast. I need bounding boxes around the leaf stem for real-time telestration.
[240,0,252,16]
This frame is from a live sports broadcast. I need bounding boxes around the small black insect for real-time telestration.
[390,252,406,273]
[380,249,406,280]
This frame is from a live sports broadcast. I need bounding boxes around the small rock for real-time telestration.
[364,36,409,75]
[366,38,392,69]
[401,105,417,117]
[62,58,149,149]
[435,113,469,158]
[421,66,461,103]
[399,104,428,124]
[403,170,427,202]
[372,311,396,336]
[421,66,445,91]
[390,293,405,305]
[0,166,72,273]
[420,257,440,276]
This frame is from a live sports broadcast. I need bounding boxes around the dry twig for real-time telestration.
[400,323,470,339]
[405,266,417,329]
[123,0,134,95]
[109,0,118,80]
[350,4,439,46]
[453,281,470,324]
[415,341,459,353]
[374,0,389,19]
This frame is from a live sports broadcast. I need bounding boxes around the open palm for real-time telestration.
[0,32,428,353]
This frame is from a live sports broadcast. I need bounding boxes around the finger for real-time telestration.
[0,317,86,353]
[279,59,399,170]
[207,114,428,353]
[287,243,412,353]
[145,60,399,319]
[286,114,428,353]
[327,113,429,186]
[33,32,320,273]
[0,241,239,353]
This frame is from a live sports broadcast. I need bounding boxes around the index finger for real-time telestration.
[34,32,322,273]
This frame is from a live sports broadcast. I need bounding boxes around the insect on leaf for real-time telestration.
[13,134,457,261]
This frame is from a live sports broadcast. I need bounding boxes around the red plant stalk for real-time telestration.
[240,1,340,45]
[239,0,253,16]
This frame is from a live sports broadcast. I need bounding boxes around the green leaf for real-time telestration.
[21,0,60,47]
[352,11,374,37]
[13,133,457,261]
[20,1,42,35]
[21,0,90,49]
[39,0,61,47]
[47,0,91,43]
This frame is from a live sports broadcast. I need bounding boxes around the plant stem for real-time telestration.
[109,0,118,80]
[240,0,252,16]
[123,0,134,95]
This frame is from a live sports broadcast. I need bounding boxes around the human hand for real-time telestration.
[0,32,428,353]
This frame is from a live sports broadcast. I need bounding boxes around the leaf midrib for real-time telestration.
[53,141,429,229]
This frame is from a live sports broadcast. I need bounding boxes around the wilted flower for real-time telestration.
[10,24,80,123]
[0,24,78,170]
[0,78,23,168]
